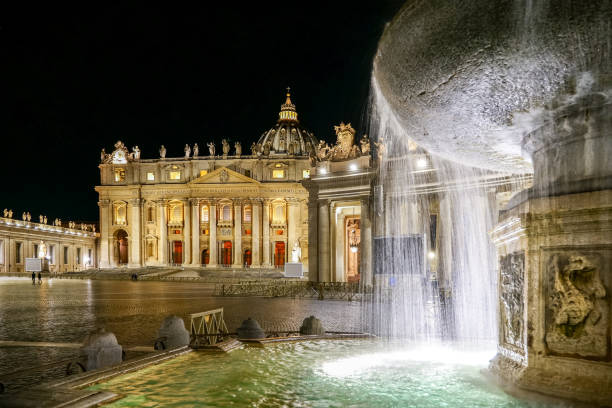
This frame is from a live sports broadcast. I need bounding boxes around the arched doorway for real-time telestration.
[274,241,285,267]
[201,249,209,265]
[172,241,183,265]
[243,249,252,266]
[221,241,232,267]
[114,229,128,265]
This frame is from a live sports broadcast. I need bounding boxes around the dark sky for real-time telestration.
[1,2,402,222]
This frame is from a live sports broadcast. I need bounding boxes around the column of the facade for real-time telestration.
[208,201,218,267]
[307,195,318,281]
[190,199,200,265]
[286,198,300,260]
[262,199,271,267]
[183,199,191,265]
[232,200,242,267]
[318,199,331,282]
[158,200,168,265]
[129,198,142,267]
[251,199,262,267]
[98,200,111,268]
[360,197,373,287]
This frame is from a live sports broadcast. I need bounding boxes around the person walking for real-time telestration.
[31,271,36,285]
[37,271,42,284]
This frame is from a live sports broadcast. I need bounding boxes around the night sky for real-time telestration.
[1,2,402,222]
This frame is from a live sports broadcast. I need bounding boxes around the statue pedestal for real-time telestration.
[284,262,303,278]
[490,190,612,405]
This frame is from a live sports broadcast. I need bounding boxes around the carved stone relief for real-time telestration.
[500,251,525,349]
[544,251,609,359]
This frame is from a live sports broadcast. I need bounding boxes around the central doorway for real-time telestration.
[243,249,252,266]
[172,241,183,264]
[221,241,232,266]
[274,241,285,267]
[201,249,209,265]
[114,229,128,265]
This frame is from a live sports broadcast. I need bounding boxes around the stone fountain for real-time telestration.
[374,0,611,405]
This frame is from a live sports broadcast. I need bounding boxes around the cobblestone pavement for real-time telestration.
[0,277,362,386]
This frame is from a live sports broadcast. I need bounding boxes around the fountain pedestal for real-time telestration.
[490,99,612,405]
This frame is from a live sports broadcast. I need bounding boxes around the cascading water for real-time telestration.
[363,78,529,344]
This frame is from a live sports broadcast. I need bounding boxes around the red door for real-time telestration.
[201,249,209,265]
[274,242,285,267]
[222,241,232,266]
[244,249,252,266]
[172,241,183,264]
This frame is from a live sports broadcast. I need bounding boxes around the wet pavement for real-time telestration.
[0,277,361,389]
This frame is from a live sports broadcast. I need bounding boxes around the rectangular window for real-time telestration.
[302,169,310,179]
[199,170,208,177]
[272,169,285,179]
[202,229,209,235]
[76,248,81,264]
[169,171,181,180]
[16,242,22,263]
[243,206,252,222]
[114,168,126,182]
[63,247,69,264]
[147,172,155,181]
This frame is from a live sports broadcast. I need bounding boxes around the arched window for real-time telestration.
[273,204,285,223]
[113,202,127,225]
[222,204,231,221]
[201,205,209,222]
[243,205,252,222]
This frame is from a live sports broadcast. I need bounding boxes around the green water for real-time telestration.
[90,340,558,407]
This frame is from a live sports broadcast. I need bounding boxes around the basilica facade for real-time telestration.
[96,92,314,270]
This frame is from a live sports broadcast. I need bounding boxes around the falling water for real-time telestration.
[363,77,529,344]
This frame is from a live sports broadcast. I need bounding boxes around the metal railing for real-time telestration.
[214,281,367,301]
[189,308,229,347]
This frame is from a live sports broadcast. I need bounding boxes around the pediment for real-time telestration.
[188,167,260,185]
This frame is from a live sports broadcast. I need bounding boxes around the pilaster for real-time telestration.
[252,199,262,266]
[190,198,200,265]
[262,199,271,267]
[232,199,242,267]
[208,201,218,267]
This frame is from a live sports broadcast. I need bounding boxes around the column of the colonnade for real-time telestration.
[262,199,271,267]
[251,199,261,267]
[190,199,200,265]
[318,199,330,282]
[232,200,242,267]
[98,199,111,268]
[183,199,191,265]
[360,197,372,287]
[158,200,168,265]
[208,201,218,267]
[129,198,142,267]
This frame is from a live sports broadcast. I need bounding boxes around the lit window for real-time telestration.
[147,172,155,181]
[302,169,310,178]
[243,205,252,222]
[113,202,127,225]
[199,170,208,177]
[114,168,126,182]
[272,170,285,179]
[169,171,181,180]
[201,205,209,222]
[275,163,282,168]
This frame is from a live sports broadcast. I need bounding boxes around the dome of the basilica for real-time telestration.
[257,90,318,156]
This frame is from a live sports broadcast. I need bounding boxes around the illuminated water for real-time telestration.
[90,340,559,407]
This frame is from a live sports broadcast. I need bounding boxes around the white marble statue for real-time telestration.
[184,144,191,159]
[193,143,199,157]
[100,148,107,162]
[160,145,167,159]
[235,142,242,157]
[3,209,7,217]
[38,241,47,258]
[132,146,141,160]
[39,214,43,223]
[208,142,215,156]
[291,241,301,263]
[222,139,230,156]
[22,212,26,221]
